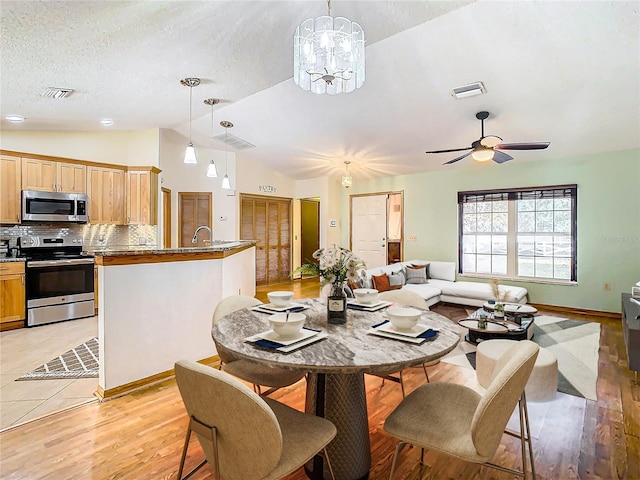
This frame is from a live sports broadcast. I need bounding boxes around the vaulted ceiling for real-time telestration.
[2,1,638,180]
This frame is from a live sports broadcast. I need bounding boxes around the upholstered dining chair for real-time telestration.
[373,290,432,397]
[384,340,539,479]
[212,295,306,396]
[175,360,337,480]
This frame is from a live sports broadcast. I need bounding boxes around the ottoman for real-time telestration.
[476,339,558,401]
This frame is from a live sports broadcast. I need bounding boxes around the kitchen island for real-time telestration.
[93,241,256,399]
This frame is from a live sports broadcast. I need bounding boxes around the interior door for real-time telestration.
[162,187,171,248]
[351,194,388,269]
[300,199,320,265]
[178,192,212,247]
[241,194,291,286]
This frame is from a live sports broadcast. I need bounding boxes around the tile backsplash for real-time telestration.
[0,224,158,250]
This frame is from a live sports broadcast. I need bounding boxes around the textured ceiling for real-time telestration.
[1,0,639,180]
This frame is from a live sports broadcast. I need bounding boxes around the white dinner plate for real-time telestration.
[376,321,432,338]
[246,327,318,346]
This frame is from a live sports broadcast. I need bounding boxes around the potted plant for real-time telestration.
[490,279,507,319]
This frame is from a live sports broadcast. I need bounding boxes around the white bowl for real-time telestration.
[386,307,422,331]
[353,288,379,304]
[267,291,294,308]
[269,312,306,338]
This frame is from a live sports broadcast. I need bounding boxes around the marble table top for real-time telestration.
[212,298,461,375]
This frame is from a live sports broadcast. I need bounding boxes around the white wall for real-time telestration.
[159,128,237,244]
[0,129,160,166]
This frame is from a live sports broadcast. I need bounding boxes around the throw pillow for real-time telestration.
[371,273,391,292]
[388,271,406,290]
[405,264,428,284]
[411,262,430,279]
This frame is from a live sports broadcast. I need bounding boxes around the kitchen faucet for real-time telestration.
[192,225,212,245]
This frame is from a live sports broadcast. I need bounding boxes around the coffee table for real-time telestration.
[459,311,535,344]
[482,302,537,324]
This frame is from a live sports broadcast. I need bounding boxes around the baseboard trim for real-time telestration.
[529,303,621,319]
[0,320,25,331]
[96,355,220,401]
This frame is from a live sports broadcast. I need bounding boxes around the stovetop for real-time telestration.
[18,234,91,261]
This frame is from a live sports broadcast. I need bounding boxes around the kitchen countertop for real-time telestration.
[0,257,25,263]
[92,240,256,266]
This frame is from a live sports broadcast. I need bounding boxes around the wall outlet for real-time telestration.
[219,215,228,221]
[603,282,611,291]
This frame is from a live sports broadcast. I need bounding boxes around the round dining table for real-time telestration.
[212,298,460,480]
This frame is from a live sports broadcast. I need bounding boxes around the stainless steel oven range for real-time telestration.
[18,235,94,327]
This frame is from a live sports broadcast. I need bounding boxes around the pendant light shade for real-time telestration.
[204,98,220,177]
[220,120,233,190]
[181,77,200,164]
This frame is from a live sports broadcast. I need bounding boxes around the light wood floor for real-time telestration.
[0,278,638,480]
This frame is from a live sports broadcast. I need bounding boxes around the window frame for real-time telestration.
[457,184,577,283]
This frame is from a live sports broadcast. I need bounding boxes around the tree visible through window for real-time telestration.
[458,185,577,282]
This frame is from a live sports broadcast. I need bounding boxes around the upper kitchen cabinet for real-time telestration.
[127,167,160,225]
[21,157,86,193]
[0,155,22,224]
[87,165,126,224]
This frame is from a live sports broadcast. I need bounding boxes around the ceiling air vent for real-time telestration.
[41,87,75,99]
[212,132,256,150]
[451,81,486,99]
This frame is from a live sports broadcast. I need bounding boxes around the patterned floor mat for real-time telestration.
[16,337,99,381]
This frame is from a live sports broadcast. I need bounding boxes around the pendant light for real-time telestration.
[220,120,233,190]
[204,98,220,177]
[181,77,200,164]
[341,160,353,188]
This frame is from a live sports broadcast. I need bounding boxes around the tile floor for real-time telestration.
[0,316,98,430]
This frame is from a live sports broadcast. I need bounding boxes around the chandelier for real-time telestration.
[293,0,365,95]
[341,161,352,188]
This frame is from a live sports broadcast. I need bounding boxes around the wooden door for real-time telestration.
[300,199,320,264]
[127,169,158,225]
[57,162,86,193]
[178,192,211,247]
[240,194,291,286]
[162,187,171,248]
[0,154,22,224]
[22,158,56,192]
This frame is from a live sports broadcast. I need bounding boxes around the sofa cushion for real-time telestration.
[364,263,405,288]
[430,279,527,304]
[405,260,456,282]
[405,264,428,284]
[388,270,405,290]
[402,283,443,307]
[371,273,391,292]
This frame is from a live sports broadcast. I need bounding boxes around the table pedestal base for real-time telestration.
[304,373,370,480]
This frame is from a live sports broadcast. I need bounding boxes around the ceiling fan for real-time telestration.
[426,111,550,165]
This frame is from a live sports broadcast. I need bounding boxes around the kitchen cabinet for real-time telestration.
[0,155,22,224]
[0,262,25,329]
[22,158,86,193]
[87,166,126,224]
[127,167,159,225]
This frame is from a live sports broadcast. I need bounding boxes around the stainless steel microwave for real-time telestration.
[21,190,89,223]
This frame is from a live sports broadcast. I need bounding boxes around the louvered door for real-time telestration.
[241,194,291,286]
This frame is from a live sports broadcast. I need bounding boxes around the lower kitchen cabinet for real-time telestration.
[0,262,25,330]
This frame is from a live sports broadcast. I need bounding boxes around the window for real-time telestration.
[458,185,577,282]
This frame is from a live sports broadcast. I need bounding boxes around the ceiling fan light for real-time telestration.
[207,160,218,178]
[471,148,494,162]
[184,142,197,164]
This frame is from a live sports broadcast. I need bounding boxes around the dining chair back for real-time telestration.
[384,340,540,479]
[175,360,336,480]
[212,295,261,364]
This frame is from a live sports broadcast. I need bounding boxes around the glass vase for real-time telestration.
[327,282,348,324]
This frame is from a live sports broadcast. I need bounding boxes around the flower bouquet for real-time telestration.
[293,246,367,324]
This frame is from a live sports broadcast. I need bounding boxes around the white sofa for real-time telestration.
[362,260,528,308]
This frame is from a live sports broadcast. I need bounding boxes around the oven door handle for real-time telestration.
[27,259,95,267]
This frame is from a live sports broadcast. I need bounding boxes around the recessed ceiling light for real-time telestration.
[6,115,25,123]
[100,118,114,126]
[451,81,486,99]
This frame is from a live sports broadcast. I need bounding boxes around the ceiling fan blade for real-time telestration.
[426,147,471,154]
[443,151,472,165]
[492,150,514,164]
[496,142,550,150]
[480,135,502,148]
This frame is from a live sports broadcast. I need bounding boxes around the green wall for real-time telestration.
[341,149,640,313]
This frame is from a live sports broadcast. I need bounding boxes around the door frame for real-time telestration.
[161,187,171,248]
[349,191,404,265]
